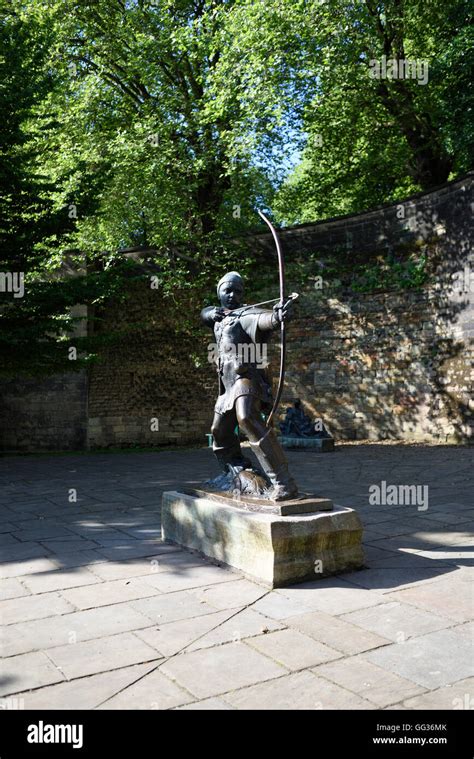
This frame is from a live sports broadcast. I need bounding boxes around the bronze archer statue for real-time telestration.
[201,270,299,501]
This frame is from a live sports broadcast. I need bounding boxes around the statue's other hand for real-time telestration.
[272,300,293,324]
[211,307,226,322]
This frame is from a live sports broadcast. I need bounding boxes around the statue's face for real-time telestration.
[218,280,244,310]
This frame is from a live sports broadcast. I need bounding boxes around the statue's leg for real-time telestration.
[211,410,251,471]
[235,395,298,501]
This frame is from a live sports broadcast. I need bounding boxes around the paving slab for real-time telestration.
[7,663,157,709]
[46,632,161,679]
[0,543,50,563]
[454,621,474,638]
[21,567,102,594]
[364,520,441,538]
[5,501,64,515]
[44,539,103,552]
[186,608,285,651]
[222,670,375,710]
[143,564,238,594]
[245,628,342,670]
[276,578,384,615]
[0,592,75,625]
[160,641,286,698]
[342,601,453,641]
[130,589,222,625]
[404,547,474,562]
[0,557,75,580]
[89,537,144,548]
[193,579,268,610]
[363,628,474,689]
[284,609,391,655]
[314,656,425,707]
[115,524,163,540]
[88,551,192,581]
[10,516,85,530]
[386,569,473,623]
[86,512,161,527]
[1,603,154,656]
[376,533,473,555]
[0,577,31,601]
[338,567,450,593]
[177,697,234,710]
[36,549,109,569]
[11,526,79,542]
[0,534,21,546]
[60,578,161,610]
[0,523,18,534]
[424,512,474,526]
[64,526,137,542]
[252,592,314,620]
[96,668,193,710]
[401,677,474,710]
[0,652,65,697]
[134,609,237,657]
[366,552,455,568]
[95,542,181,561]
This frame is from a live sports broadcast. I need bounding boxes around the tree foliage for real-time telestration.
[0,0,471,375]
[268,0,474,222]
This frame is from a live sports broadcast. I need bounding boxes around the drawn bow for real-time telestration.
[257,209,287,429]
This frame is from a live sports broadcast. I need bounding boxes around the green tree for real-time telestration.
[217,0,473,222]
[1,1,281,376]
[0,10,62,272]
[0,7,141,376]
[22,0,281,260]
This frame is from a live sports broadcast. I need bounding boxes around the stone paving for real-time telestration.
[0,444,472,710]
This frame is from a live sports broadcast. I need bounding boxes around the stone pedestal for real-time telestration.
[161,490,364,588]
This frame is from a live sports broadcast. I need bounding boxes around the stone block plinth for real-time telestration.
[161,490,364,588]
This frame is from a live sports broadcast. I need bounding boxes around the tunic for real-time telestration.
[202,306,275,415]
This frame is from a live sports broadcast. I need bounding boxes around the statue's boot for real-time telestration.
[213,442,252,472]
[250,429,298,501]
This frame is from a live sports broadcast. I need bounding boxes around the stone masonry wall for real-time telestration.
[86,287,217,449]
[274,174,473,443]
[283,285,473,444]
[0,372,88,452]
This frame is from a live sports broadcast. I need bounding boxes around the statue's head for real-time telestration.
[217,271,244,310]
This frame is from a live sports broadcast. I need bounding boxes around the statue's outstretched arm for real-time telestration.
[201,306,224,327]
